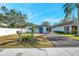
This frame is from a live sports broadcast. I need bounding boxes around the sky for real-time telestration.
[0,3,77,25]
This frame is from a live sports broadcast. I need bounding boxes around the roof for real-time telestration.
[36,25,53,27]
[25,25,53,28]
[53,20,78,28]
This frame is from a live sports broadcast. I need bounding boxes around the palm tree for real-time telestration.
[62,3,79,35]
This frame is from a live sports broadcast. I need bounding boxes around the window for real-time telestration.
[46,27,51,32]
[29,28,32,30]
[46,28,49,31]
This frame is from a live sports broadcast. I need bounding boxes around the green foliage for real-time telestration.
[62,3,79,35]
[21,35,32,40]
[42,21,50,26]
[21,36,26,40]
[26,35,32,40]
[8,22,16,28]
[0,5,27,28]
[54,31,64,34]
[62,3,76,20]
[61,4,76,27]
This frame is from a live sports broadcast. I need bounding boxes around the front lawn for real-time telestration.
[0,41,53,48]
[0,34,53,48]
[57,33,79,40]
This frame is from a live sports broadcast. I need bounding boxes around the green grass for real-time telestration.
[0,34,53,48]
[57,33,79,40]
[0,41,53,48]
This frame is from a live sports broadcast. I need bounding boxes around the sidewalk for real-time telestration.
[0,47,79,56]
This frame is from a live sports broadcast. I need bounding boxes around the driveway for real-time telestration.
[46,33,79,47]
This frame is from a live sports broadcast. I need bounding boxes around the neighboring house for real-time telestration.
[24,25,53,34]
[53,20,78,34]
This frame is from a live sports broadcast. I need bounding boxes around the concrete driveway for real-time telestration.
[46,33,79,47]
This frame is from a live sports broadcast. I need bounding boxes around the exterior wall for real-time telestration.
[53,25,73,34]
[0,27,40,36]
[25,27,40,33]
[43,27,48,33]
[24,26,52,34]
[0,26,53,36]
[53,26,65,32]
[43,26,52,33]
[67,25,72,34]
[25,26,32,33]
[34,28,39,33]
[64,25,72,34]
[34,26,53,33]
[0,28,22,36]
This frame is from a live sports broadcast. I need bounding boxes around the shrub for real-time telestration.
[21,36,27,40]
[26,35,32,40]
[17,35,33,43]
[54,31,64,34]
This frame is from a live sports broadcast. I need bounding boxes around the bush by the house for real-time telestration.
[17,35,33,43]
[54,31,64,34]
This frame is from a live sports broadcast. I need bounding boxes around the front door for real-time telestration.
[39,28,43,33]
[72,26,77,34]
[64,26,70,33]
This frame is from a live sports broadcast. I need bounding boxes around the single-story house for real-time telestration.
[23,25,53,34]
[53,20,78,34]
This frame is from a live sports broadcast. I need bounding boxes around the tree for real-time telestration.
[42,21,50,26]
[62,3,79,35]
[31,24,34,38]
[0,6,27,28]
[0,6,8,13]
[0,13,4,22]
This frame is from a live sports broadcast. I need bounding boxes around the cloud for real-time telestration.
[42,18,63,25]
[29,7,62,18]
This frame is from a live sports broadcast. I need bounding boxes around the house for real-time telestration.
[23,25,53,34]
[53,20,78,34]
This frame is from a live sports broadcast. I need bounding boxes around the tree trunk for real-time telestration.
[31,24,34,43]
[77,8,79,36]
[31,24,34,38]
[75,3,79,36]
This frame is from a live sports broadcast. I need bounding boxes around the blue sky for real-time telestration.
[0,3,77,25]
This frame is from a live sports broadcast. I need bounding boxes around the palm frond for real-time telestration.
[62,3,75,20]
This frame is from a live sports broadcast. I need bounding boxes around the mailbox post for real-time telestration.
[16,30,22,43]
